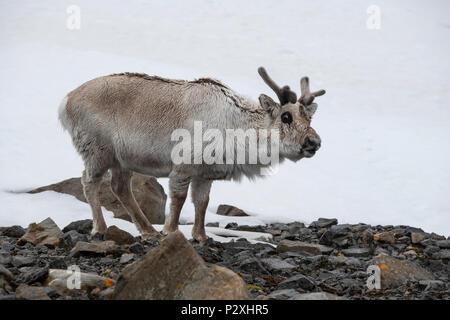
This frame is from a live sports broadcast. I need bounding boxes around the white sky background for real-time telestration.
[0,0,449,236]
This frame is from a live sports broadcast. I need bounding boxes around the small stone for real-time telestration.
[277,240,332,255]
[277,274,316,291]
[411,233,424,244]
[403,250,417,257]
[2,226,26,238]
[291,292,346,300]
[205,222,219,227]
[60,230,88,248]
[0,251,12,265]
[70,241,118,257]
[104,226,135,245]
[418,280,445,291]
[373,231,395,244]
[62,219,93,235]
[18,218,63,248]
[436,240,450,249]
[120,253,135,264]
[261,258,296,271]
[341,247,370,258]
[11,256,35,268]
[267,289,299,300]
[329,224,352,237]
[361,228,374,244]
[47,256,67,269]
[15,284,51,300]
[128,242,144,254]
[439,249,450,260]
[217,204,249,217]
[14,266,49,285]
[309,218,338,229]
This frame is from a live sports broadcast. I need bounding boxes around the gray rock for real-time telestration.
[277,240,332,255]
[261,258,296,271]
[60,230,88,248]
[0,251,12,265]
[373,231,395,244]
[436,240,450,249]
[128,242,144,254]
[277,274,315,291]
[1,242,15,252]
[418,280,446,291]
[291,292,346,300]
[14,266,49,285]
[217,204,249,217]
[329,224,352,237]
[47,256,67,269]
[120,253,135,264]
[15,284,51,300]
[205,222,219,227]
[310,218,338,229]
[11,256,35,268]
[341,247,370,257]
[1,226,26,238]
[328,256,362,267]
[371,255,435,289]
[439,249,450,260]
[62,219,93,235]
[239,257,269,274]
[267,289,299,300]
[411,232,424,244]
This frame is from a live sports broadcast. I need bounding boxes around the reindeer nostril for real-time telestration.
[304,136,321,151]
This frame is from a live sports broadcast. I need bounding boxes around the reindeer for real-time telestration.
[58,67,325,242]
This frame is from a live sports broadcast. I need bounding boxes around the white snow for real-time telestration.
[0,0,449,237]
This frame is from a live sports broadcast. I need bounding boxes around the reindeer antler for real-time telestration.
[258,67,297,105]
[299,77,326,106]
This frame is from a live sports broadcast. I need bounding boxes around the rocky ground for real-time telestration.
[0,217,449,300]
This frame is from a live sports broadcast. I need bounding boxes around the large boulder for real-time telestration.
[217,204,249,217]
[371,255,435,289]
[113,231,250,300]
[18,218,62,248]
[28,172,166,224]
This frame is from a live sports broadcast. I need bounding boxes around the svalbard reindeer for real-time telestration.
[58,67,325,242]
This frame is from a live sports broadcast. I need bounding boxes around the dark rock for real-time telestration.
[233,225,266,233]
[62,219,93,235]
[11,256,35,268]
[287,222,306,234]
[310,218,338,229]
[28,172,167,224]
[104,226,135,245]
[239,257,269,274]
[60,230,88,248]
[14,266,49,285]
[128,242,144,254]
[329,224,352,237]
[224,222,238,229]
[319,230,333,245]
[217,204,249,217]
[206,222,219,227]
[2,226,26,238]
[278,274,316,291]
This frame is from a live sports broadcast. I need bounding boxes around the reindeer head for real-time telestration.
[258,67,325,161]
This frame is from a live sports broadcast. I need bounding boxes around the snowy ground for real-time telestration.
[0,0,449,237]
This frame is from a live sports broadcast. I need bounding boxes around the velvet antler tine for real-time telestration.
[299,77,325,106]
[258,67,297,105]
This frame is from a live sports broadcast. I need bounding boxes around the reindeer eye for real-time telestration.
[281,112,293,124]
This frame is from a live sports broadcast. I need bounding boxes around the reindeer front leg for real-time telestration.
[190,177,212,243]
[163,174,191,234]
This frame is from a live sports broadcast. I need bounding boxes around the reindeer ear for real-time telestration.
[303,102,318,118]
[259,94,280,118]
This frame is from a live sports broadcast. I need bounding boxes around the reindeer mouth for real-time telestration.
[302,149,316,158]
